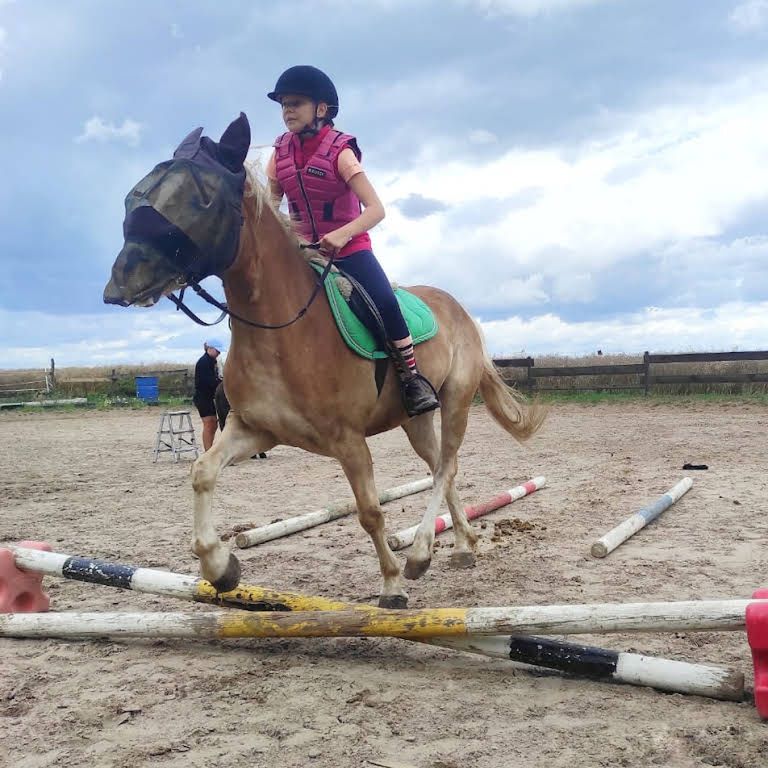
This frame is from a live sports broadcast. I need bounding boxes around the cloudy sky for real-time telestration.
[2,0,768,368]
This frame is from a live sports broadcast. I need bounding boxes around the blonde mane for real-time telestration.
[243,162,340,274]
[244,161,294,236]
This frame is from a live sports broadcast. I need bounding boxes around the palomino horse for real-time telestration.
[104,113,545,607]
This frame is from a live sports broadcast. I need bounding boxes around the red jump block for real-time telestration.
[747,588,768,719]
[0,541,52,613]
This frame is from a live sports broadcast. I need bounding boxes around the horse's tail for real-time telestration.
[475,323,547,442]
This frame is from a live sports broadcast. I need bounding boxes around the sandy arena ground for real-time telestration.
[1,400,768,767]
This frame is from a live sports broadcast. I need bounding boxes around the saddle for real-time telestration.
[307,260,438,360]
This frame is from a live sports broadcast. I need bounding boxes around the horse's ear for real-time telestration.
[218,112,251,172]
[173,127,204,158]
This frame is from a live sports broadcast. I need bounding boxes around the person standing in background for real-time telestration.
[193,339,224,450]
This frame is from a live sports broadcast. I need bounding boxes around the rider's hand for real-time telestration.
[318,228,352,256]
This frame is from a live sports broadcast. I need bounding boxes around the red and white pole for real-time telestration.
[387,476,546,551]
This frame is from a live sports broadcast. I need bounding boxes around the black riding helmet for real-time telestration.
[267,65,339,120]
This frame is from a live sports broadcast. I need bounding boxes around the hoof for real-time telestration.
[404,557,431,581]
[449,551,477,569]
[378,594,408,609]
[210,553,242,593]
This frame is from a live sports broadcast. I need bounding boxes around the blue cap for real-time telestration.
[205,338,226,353]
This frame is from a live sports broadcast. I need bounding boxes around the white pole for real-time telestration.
[591,478,693,558]
[387,476,545,551]
[7,545,744,701]
[0,599,763,639]
[0,398,88,410]
[432,636,744,701]
[234,477,433,548]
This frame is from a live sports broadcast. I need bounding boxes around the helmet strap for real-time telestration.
[297,105,325,139]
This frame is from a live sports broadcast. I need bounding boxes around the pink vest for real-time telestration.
[273,130,362,243]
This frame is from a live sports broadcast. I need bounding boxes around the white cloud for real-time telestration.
[462,0,612,17]
[478,301,768,356]
[0,304,219,369]
[369,65,768,313]
[5,296,768,369]
[75,116,144,147]
[730,0,768,31]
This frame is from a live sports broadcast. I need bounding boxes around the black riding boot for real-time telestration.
[400,372,440,417]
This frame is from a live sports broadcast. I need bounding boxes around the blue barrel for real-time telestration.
[135,376,159,402]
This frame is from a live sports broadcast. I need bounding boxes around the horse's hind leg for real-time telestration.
[337,438,408,608]
[191,413,275,592]
[404,398,477,579]
[402,411,439,474]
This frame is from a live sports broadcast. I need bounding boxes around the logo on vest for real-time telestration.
[305,166,326,178]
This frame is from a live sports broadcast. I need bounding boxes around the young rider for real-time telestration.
[265,65,439,417]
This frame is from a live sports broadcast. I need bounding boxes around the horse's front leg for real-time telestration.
[337,439,408,609]
[191,413,275,592]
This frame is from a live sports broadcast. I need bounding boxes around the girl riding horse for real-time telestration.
[265,65,439,417]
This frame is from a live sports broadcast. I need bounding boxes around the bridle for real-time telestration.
[165,243,336,330]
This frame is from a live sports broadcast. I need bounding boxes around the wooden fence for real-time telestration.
[0,367,52,397]
[493,351,768,394]
[86,369,189,398]
[5,351,768,402]
[47,361,193,399]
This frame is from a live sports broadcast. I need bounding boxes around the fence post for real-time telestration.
[527,356,534,393]
[49,358,55,388]
[643,351,650,395]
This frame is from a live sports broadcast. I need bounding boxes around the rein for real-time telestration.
[165,243,335,330]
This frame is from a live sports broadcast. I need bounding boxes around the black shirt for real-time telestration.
[194,353,221,400]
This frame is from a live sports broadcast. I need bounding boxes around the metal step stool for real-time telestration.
[153,410,199,462]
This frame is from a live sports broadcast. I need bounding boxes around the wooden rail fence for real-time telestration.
[4,352,768,402]
[493,351,768,394]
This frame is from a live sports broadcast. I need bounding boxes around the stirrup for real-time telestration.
[400,373,440,417]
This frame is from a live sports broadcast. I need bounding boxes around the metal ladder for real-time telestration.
[153,410,199,462]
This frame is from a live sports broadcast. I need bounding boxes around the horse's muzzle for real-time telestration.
[103,276,131,306]
[104,240,183,307]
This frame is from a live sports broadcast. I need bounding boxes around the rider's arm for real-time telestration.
[341,171,385,237]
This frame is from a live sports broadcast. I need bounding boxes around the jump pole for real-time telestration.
[5,546,744,700]
[387,476,545,551]
[434,635,744,702]
[1,600,763,640]
[234,477,433,548]
[0,398,88,410]
[591,478,693,558]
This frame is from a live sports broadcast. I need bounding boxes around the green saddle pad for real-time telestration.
[310,262,438,360]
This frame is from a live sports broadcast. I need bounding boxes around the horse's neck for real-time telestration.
[222,196,316,354]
